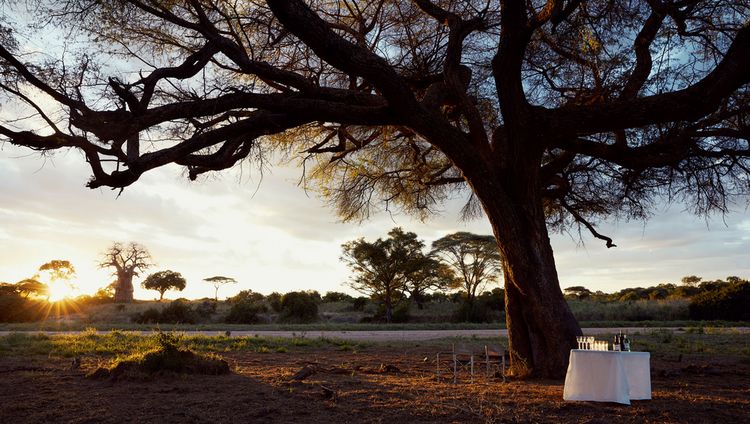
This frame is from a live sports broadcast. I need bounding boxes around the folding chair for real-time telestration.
[436,343,475,383]
[481,344,507,382]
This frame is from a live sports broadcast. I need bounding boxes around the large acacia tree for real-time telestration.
[1,1,749,377]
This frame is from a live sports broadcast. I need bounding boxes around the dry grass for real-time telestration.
[0,331,749,423]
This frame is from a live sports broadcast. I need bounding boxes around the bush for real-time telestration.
[195,300,218,318]
[568,299,690,321]
[322,291,353,303]
[452,301,492,323]
[350,296,369,311]
[278,291,318,323]
[689,281,750,320]
[131,300,198,324]
[230,290,264,304]
[266,292,283,313]
[477,288,505,311]
[373,302,411,323]
[0,293,44,322]
[224,300,268,324]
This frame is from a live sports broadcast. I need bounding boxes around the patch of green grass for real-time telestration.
[0,331,369,359]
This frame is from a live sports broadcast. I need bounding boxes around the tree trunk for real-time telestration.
[113,272,134,303]
[469,167,582,379]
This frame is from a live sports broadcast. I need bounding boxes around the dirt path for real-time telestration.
[2,327,748,341]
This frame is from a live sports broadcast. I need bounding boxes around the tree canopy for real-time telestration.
[341,227,452,322]
[203,276,237,300]
[2,0,749,377]
[432,232,501,304]
[142,270,187,301]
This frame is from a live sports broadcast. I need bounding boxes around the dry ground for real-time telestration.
[1,344,748,423]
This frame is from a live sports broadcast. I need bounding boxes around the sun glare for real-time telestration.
[47,281,77,302]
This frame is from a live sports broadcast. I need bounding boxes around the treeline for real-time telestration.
[565,276,750,321]
[130,288,506,325]
[0,281,112,322]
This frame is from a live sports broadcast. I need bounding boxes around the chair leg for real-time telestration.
[453,353,457,384]
[470,355,474,384]
[502,354,506,383]
[436,353,440,382]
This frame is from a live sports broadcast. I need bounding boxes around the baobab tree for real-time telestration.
[2,1,750,377]
[99,243,153,303]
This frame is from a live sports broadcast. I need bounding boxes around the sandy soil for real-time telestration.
[1,344,748,423]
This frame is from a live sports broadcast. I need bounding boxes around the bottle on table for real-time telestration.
[613,333,620,351]
[623,333,631,351]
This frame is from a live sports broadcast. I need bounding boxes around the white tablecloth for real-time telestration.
[563,350,651,405]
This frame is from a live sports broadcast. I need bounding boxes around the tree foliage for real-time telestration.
[38,260,76,282]
[15,278,49,299]
[341,227,451,322]
[3,0,750,377]
[142,270,187,301]
[431,232,501,305]
[203,276,237,300]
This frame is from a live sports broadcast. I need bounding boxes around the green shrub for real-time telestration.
[322,291,353,303]
[266,292,283,313]
[0,294,45,322]
[224,300,267,324]
[278,291,318,323]
[689,281,750,320]
[131,300,198,324]
[159,300,198,324]
[350,297,369,311]
[230,290,265,304]
[195,300,218,318]
[452,301,492,323]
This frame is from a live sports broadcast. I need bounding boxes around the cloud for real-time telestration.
[2,143,749,299]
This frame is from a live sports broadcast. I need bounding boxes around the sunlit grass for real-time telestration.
[0,330,370,359]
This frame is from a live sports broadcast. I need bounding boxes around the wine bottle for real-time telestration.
[623,333,631,351]
[613,334,620,351]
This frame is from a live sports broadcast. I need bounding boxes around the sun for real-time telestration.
[47,281,77,302]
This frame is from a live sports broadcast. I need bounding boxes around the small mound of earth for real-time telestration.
[87,347,230,380]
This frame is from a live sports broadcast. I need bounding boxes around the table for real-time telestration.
[563,350,651,405]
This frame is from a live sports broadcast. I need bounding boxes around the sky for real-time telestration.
[1,5,749,301]
[1,141,749,301]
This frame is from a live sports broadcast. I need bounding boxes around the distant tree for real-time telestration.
[38,260,76,281]
[38,260,77,300]
[279,291,319,323]
[404,258,459,309]
[725,276,743,284]
[341,228,426,322]
[141,270,187,301]
[681,276,703,287]
[564,286,593,300]
[15,278,48,299]
[689,280,750,321]
[322,292,354,303]
[230,289,264,304]
[92,281,117,302]
[432,233,502,308]
[266,292,283,313]
[203,276,237,301]
[99,242,153,303]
